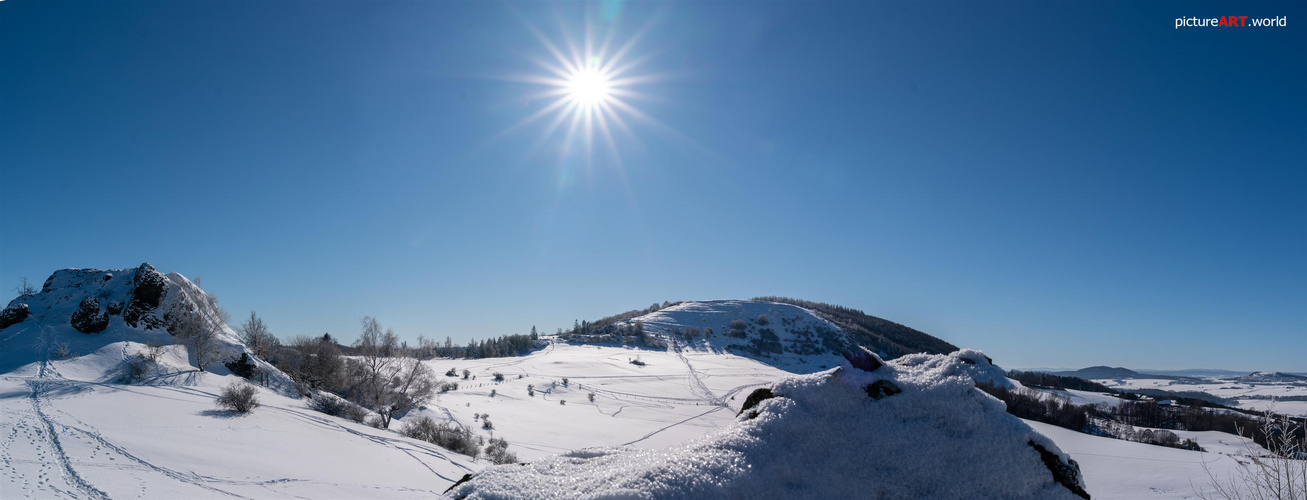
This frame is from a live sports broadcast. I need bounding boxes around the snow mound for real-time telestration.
[1,263,282,385]
[444,348,1090,500]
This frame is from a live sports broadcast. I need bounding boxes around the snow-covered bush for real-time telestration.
[493,372,504,382]
[484,437,517,465]
[308,393,369,423]
[50,341,71,360]
[121,354,154,383]
[400,416,481,459]
[215,381,260,413]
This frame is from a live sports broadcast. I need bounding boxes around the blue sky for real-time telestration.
[2,1,1303,371]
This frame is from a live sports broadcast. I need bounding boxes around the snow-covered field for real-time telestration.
[0,342,479,499]
[1,337,1273,499]
[1096,378,1307,416]
[1024,421,1256,500]
[1,271,1293,499]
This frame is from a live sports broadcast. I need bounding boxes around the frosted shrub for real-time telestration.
[142,341,166,362]
[493,372,504,382]
[50,341,71,360]
[1199,411,1307,500]
[484,437,517,465]
[215,381,260,413]
[588,392,596,403]
[401,416,482,458]
[309,394,369,423]
[122,354,153,383]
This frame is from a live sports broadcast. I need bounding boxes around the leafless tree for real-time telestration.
[167,290,228,372]
[237,310,279,360]
[349,317,433,428]
[1198,408,1307,500]
[14,277,37,297]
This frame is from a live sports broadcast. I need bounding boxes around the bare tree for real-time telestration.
[237,311,279,360]
[167,290,228,372]
[1199,408,1307,500]
[14,277,37,297]
[349,316,431,428]
[286,335,344,390]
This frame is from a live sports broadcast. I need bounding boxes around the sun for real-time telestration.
[495,10,690,177]
[566,65,611,108]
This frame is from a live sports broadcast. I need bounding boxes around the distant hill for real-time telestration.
[1047,366,1213,382]
[753,296,959,358]
[1050,366,1144,380]
[559,298,958,372]
[1234,372,1307,384]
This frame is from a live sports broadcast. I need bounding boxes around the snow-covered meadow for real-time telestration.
[0,269,1293,499]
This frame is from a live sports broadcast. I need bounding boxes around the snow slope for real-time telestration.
[446,349,1089,500]
[1024,421,1261,500]
[621,299,854,372]
[0,355,479,498]
[1,265,480,498]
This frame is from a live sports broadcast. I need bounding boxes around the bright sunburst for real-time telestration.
[501,11,681,173]
[566,63,611,108]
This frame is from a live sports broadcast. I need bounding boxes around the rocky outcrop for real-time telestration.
[70,297,109,334]
[123,263,167,330]
[1030,441,1091,499]
[0,303,30,330]
[736,388,775,419]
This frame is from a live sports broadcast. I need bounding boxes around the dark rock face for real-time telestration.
[843,346,884,372]
[123,263,167,330]
[865,380,902,400]
[737,387,776,419]
[0,304,30,330]
[70,297,109,334]
[1029,441,1091,500]
[225,353,257,379]
[106,300,124,315]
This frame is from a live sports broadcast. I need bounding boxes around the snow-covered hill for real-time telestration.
[621,300,853,371]
[1,263,253,377]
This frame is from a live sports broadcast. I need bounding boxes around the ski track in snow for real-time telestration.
[22,358,111,500]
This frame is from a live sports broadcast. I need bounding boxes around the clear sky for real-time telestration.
[2,1,1303,371]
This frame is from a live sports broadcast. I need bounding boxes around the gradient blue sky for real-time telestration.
[2,1,1303,371]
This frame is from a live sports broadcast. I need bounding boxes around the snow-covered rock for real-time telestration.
[444,348,1090,500]
[0,263,278,384]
